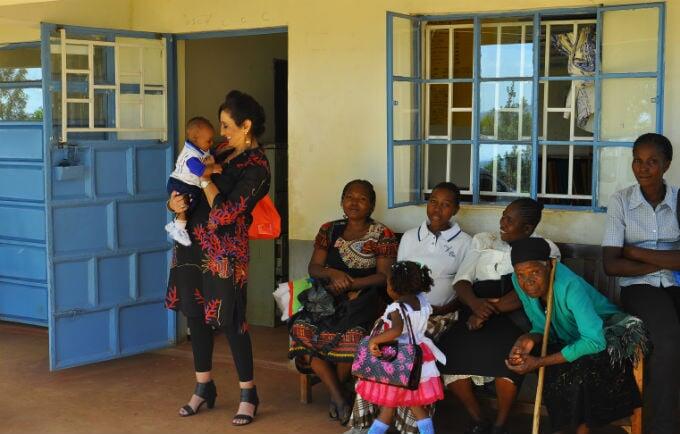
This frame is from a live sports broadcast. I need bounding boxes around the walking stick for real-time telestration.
[532,257,557,434]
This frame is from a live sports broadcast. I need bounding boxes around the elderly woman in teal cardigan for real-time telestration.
[505,237,648,434]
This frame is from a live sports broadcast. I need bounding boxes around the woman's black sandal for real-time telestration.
[179,380,217,417]
[232,386,259,426]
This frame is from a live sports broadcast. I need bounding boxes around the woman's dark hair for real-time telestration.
[389,261,434,295]
[218,90,266,138]
[432,181,461,206]
[509,198,544,229]
[633,133,673,162]
[342,179,376,216]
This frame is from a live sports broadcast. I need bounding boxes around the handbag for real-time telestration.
[351,303,423,390]
[249,195,281,239]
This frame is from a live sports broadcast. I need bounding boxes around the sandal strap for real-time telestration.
[239,386,259,405]
[180,404,196,416]
[194,380,215,399]
[233,414,254,423]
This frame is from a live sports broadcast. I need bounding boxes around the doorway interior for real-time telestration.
[178,30,289,329]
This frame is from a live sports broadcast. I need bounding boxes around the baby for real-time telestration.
[165,116,222,246]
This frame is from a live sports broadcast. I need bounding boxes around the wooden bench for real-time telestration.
[297,242,644,433]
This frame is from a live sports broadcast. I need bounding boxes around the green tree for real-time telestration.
[0,68,43,121]
[480,82,532,193]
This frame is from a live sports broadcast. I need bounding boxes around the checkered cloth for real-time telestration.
[348,312,458,432]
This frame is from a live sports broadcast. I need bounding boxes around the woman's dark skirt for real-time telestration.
[543,348,641,431]
[437,308,525,384]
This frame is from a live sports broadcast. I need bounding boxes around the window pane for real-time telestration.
[480,81,532,140]
[66,102,88,128]
[393,16,417,77]
[602,7,658,73]
[428,29,449,79]
[393,81,419,141]
[65,43,88,70]
[0,88,43,121]
[66,74,89,99]
[426,144,447,189]
[481,23,533,78]
[93,45,114,85]
[428,84,448,137]
[0,46,41,81]
[598,146,635,207]
[601,78,656,141]
[143,46,164,85]
[537,145,592,196]
[452,112,472,140]
[393,144,420,204]
[452,83,472,108]
[450,144,472,192]
[480,25,498,78]
[479,143,531,196]
[453,27,473,79]
[118,45,141,74]
[94,89,115,128]
[542,22,596,77]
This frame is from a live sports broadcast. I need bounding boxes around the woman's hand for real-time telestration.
[505,354,541,375]
[508,334,536,363]
[468,296,499,320]
[168,191,188,214]
[466,314,486,330]
[326,268,354,295]
[368,338,381,357]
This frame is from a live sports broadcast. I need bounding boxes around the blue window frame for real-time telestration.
[387,3,665,211]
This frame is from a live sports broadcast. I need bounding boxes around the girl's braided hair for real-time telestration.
[389,261,434,295]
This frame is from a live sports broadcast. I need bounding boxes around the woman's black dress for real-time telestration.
[165,148,270,332]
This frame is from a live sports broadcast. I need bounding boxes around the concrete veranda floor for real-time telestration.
[0,321,634,434]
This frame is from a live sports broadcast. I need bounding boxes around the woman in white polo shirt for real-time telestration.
[347,182,472,434]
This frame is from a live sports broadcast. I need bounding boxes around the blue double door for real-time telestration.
[8,24,178,370]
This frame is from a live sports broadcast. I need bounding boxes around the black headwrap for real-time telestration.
[510,237,551,266]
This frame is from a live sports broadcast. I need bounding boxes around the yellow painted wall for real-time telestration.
[0,0,133,43]
[1,0,677,245]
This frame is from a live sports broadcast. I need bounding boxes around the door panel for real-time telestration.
[42,24,175,370]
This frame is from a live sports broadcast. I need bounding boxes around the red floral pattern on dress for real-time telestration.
[204,299,221,323]
[193,288,205,305]
[165,286,179,309]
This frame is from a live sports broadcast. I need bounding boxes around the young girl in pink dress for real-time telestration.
[355,261,446,434]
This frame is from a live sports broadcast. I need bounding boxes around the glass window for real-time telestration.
[389,4,664,210]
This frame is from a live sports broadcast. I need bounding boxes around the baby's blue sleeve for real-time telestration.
[186,157,206,177]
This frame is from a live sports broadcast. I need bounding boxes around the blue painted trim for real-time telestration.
[598,2,664,12]
[592,8,603,212]
[388,11,417,20]
[421,139,471,145]
[421,7,597,21]
[480,76,533,83]
[392,76,421,82]
[175,26,287,40]
[0,315,47,327]
[596,141,635,148]
[540,73,656,82]
[656,3,665,133]
[386,13,395,208]
[530,13,540,200]
[0,41,40,49]
[49,23,162,40]
[0,81,42,89]
[40,22,57,369]
[539,140,594,146]
[472,17,481,204]
[421,78,473,84]
[476,139,532,146]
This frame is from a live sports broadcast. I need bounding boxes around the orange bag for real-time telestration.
[249,195,281,239]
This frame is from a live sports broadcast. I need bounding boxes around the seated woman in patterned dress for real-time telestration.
[507,237,647,434]
[288,179,398,425]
